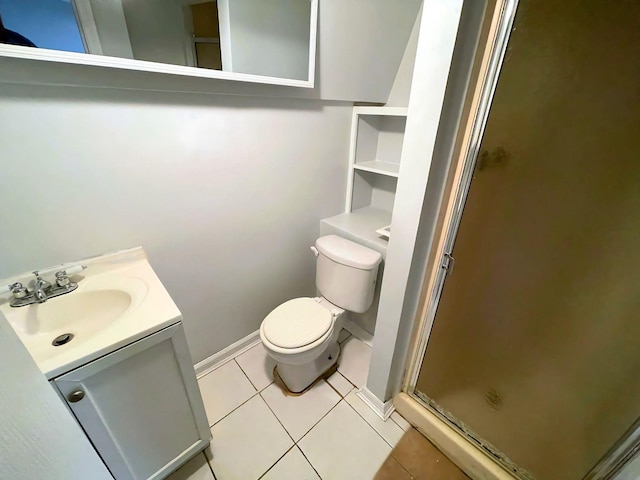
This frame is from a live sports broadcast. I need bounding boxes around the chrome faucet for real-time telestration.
[3,265,86,307]
[32,273,51,304]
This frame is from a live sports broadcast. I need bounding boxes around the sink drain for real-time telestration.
[52,333,74,346]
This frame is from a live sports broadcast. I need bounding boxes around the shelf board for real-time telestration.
[353,161,400,177]
[353,106,408,117]
[320,206,392,257]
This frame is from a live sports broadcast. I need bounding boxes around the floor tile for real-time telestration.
[166,453,215,480]
[338,337,372,388]
[326,371,354,398]
[374,456,413,480]
[235,343,276,391]
[299,401,392,480]
[338,328,351,343]
[261,380,340,441]
[198,360,256,426]
[209,395,293,480]
[391,428,469,480]
[391,411,411,431]
[260,447,320,480]
[345,391,404,447]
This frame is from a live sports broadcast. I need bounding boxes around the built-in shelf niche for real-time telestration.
[347,107,407,219]
[352,170,398,212]
[353,108,407,178]
[320,106,407,257]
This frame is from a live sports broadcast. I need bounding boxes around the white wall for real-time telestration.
[0,313,112,480]
[87,0,134,58]
[0,86,351,363]
[366,0,488,401]
[222,0,311,80]
[386,3,422,107]
[121,0,190,66]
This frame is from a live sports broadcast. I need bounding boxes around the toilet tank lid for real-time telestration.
[316,235,382,270]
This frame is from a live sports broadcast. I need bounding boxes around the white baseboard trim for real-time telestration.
[357,386,395,421]
[343,318,374,347]
[194,330,261,379]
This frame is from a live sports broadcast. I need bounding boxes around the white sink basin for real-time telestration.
[0,248,182,378]
[28,289,133,336]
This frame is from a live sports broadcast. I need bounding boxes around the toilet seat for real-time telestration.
[262,297,333,349]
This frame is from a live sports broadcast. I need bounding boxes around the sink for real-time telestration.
[24,290,133,335]
[0,248,182,378]
[10,286,136,364]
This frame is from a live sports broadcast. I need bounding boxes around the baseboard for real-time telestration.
[393,392,515,480]
[194,330,261,379]
[343,318,374,347]
[357,386,395,421]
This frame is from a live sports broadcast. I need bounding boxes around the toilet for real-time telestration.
[260,235,382,393]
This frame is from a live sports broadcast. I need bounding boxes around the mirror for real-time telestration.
[0,0,317,87]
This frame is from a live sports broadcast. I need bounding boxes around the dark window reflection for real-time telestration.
[0,14,36,47]
[0,0,85,53]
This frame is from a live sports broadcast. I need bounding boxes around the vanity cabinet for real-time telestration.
[321,106,408,257]
[53,323,210,480]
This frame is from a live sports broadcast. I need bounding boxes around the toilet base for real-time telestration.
[273,362,338,397]
[274,342,340,394]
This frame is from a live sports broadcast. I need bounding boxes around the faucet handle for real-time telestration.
[11,282,28,299]
[0,282,26,297]
[55,271,71,287]
[54,265,86,287]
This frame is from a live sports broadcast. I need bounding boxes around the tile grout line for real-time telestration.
[294,397,351,480]
[296,396,344,444]
[294,444,324,480]
[289,381,343,442]
[233,357,268,393]
[343,393,397,449]
[259,390,298,444]
[208,389,259,429]
[207,388,294,480]
[207,453,219,480]
[255,391,323,480]
[206,331,373,479]
[326,372,357,400]
[258,387,329,480]
[255,444,297,480]
[387,452,416,480]
[389,413,409,432]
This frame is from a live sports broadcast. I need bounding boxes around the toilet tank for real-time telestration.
[315,235,382,313]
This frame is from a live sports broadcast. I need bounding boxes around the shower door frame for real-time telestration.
[400,0,640,478]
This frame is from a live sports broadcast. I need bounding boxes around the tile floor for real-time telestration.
[374,428,470,480]
[168,330,411,480]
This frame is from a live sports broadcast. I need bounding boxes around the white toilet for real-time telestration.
[260,235,382,393]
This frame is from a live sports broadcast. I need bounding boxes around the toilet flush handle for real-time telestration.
[310,246,319,257]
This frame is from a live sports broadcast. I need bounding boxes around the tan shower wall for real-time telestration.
[416,1,640,479]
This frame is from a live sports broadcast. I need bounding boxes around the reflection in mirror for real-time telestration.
[0,0,314,82]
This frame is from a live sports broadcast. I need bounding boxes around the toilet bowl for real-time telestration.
[260,297,345,393]
[260,235,382,393]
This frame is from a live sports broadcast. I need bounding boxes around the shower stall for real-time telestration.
[399,0,640,478]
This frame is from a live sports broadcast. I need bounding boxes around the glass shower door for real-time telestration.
[414,1,640,479]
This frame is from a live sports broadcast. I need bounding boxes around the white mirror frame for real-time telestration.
[0,0,318,88]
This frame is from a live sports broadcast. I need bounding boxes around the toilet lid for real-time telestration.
[262,298,333,349]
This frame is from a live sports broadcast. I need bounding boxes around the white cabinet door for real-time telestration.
[54,324,210,480]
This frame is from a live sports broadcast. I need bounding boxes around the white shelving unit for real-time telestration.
[321,106,408,257]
